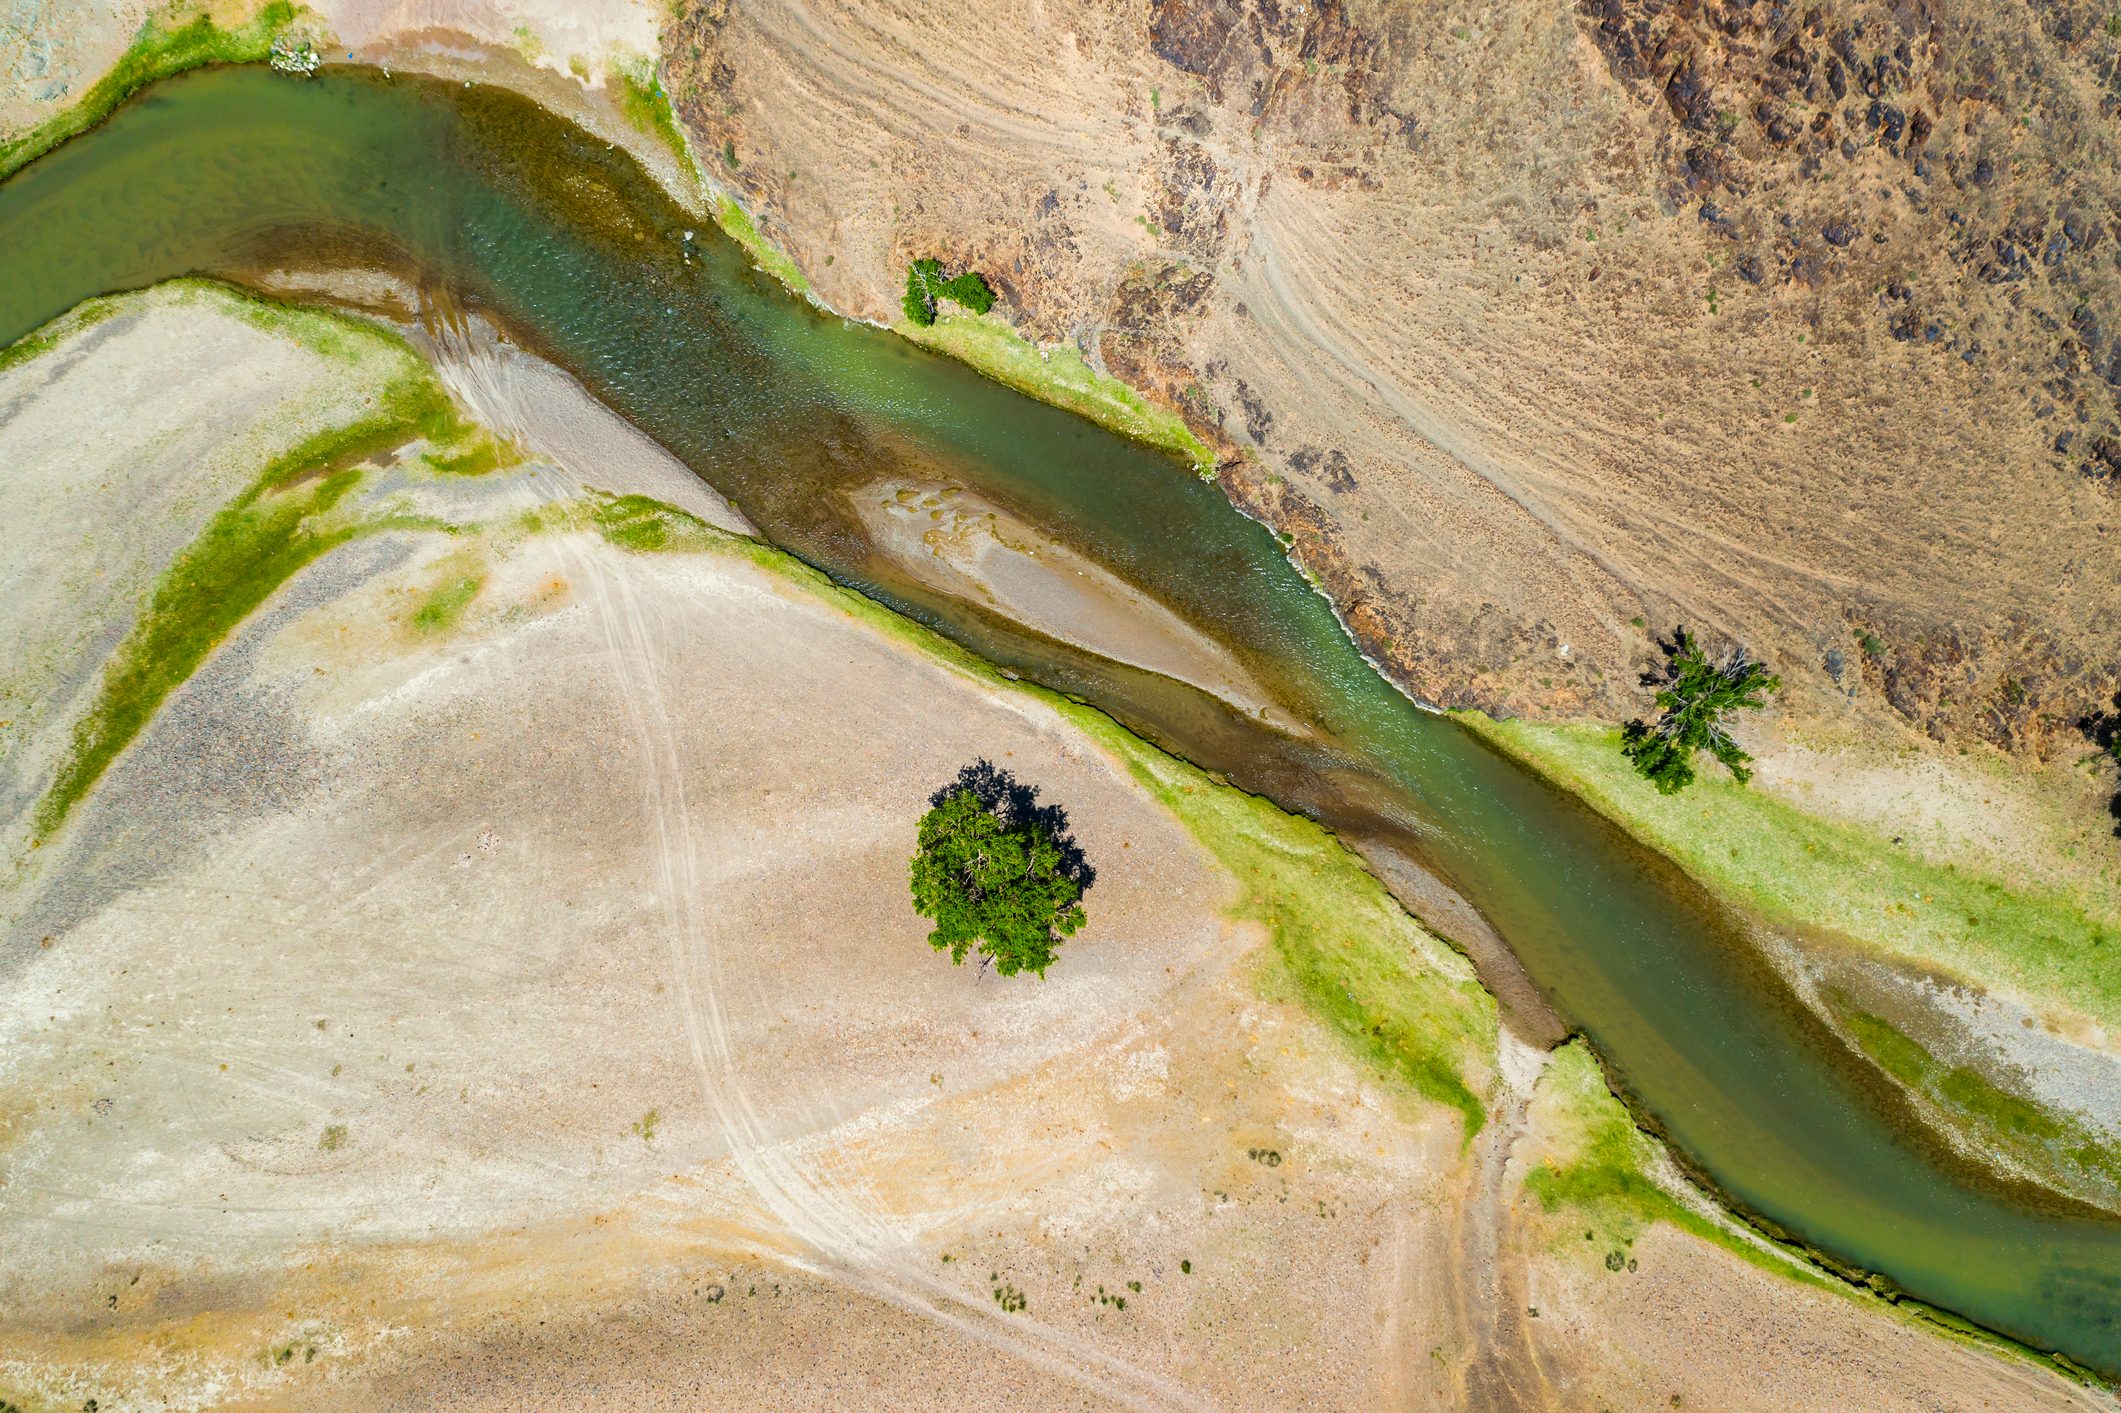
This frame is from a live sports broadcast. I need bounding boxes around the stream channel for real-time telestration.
[2,64,2117,1376]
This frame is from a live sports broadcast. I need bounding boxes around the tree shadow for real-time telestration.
[930,758,1098,894]
[2077,690,2121,838]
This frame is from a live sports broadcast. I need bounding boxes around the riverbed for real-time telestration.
[2,64,2117,1375]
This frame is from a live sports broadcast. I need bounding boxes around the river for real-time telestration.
[2,64,2116,1375]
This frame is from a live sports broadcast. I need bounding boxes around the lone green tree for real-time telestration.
[902,258,997,327]
[908,760,1093,978]
[1621,628,1780,794]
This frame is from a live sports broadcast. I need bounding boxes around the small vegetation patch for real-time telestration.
[901,258,997,328]
[411,573,483,634]
[1621,628,1779,794]
[612,58,688,165]
[318,1123,347,1152]
[992,1280,1027,1313]
[589,492,719,553]
[422,432,516,478]
[908,760,1093,978]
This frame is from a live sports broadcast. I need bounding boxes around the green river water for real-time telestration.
[3,66,2117,1376]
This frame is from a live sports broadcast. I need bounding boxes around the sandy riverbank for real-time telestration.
[0,276,2106,1409]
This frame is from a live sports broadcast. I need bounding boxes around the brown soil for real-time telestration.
[660,0,2121,760]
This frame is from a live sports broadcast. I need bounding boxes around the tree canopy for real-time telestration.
[1620,628,1780,794]
[902,258,997,327]
[908,760,1093,978]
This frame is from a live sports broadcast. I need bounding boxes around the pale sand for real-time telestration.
[851,477,1291,727]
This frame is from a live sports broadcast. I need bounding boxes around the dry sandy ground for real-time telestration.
[0,0,153,133]
[0,283,436,865]
[849,477,1286,726]
[0,283,2108,1409]
[659,0,2121,768]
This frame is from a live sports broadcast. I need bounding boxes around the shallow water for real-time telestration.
[3,65,2118,1374]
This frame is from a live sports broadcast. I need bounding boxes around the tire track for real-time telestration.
[431,320,1204,1409]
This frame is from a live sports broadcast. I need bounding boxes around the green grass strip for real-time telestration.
[711,194,814,298]
[900,309,1215,474]
[1525,1040,1840,1292]
[1092,738,1495,1139]
[0,2,303,185]
[1457,715,2121,1030]
[1525,1038,2108,1384]
[1832,997,2121,1198]
[31,375,456,841]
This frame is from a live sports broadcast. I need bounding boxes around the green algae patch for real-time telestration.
[517,491,724,554]
[611,57,692,177]
[0,1,306,184]
[710,532,1495,1138]
[1456,715,2121,1031]
[900,307,1214,474]
[420,428,519,478]
[411,571,484,635]
[0,294,121,376]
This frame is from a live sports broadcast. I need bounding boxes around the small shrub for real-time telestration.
[940,270,996,314]
[1620,628,1779,794]
[319,1124,348,1152]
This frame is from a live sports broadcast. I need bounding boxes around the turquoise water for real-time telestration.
[2,65,2117,1375]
